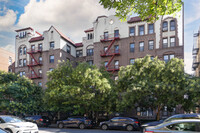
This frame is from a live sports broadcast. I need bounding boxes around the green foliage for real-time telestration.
[0,71,43,114]
[45,61,115,115]
[99,0,183,22]
[117,56,186,119]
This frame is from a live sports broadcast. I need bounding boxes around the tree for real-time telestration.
[0,71,43,115]
[117,56,186,120]
[45,61,115,120]
[99,0,183,21]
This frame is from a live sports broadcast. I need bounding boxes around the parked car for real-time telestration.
[24,115,51,127]
[99,117,140,131]
[142,113,200,128]
[57,116,92,129]
[0,115,38,133]
[144,119,200,133]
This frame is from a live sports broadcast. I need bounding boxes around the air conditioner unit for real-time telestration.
[130,33,135,36]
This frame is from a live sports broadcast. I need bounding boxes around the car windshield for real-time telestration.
[1,116,24,123]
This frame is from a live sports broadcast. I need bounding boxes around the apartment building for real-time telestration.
[0,48,15,72]
[15,26,76,88]
[192,29,200,76]
[77,15,184,77]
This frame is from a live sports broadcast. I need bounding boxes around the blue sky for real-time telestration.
[0,0,199,74]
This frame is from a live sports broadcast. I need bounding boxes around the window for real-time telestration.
[39,56,42,64]
[114,30,119,38]
[22,71,26,76]
[38,82,42,87]
[129,27,135,36]
[170,37,175,47]
[9,56,12,65]
[38,43,42,51]
[87,60,93,66]
[50,42,54,49]
[19,31,26,38]
[163,38,168,48]
[166,122,200,132]
[115,45,119,53]
[31,45,35,52]
[137,107,153,116]
[23,59,26,66]
[87,49,94,56]
[163,106,168,116]
[104,47,108,52]
[104,32,108,40]
[148,40,154,50]
[76,50,83,57]
[170,20,175,31]
[19,72,23,77]
[130,43,135,52]
[87,34,90,40]
[49,68,54,72]
[148,24,154,34]
[23,47,26,55]
[19,59,22,66]
[104,61,108,67]
[130,59,135,65]
[31,58,35,64]
[90,33,93,39]
[139,42,144,52]
[139,25,144,35]
[19,47,22,55]
[163,21,168,31]
[151,56,154,60]
[67,45,71,54]
[49,55,54,63]
[164,54,174,63]
[38,69,42,76]
[114,60,119,69]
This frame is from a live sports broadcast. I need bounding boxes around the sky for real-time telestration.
[0,0,199,74]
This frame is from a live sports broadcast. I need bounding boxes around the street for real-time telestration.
[39,128,142,133]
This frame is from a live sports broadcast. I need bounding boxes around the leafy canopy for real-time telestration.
[99,0,183,21]
[45,61,114,115]
[0,71,43,114]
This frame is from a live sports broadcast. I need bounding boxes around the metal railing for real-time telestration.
[100,33,120,41]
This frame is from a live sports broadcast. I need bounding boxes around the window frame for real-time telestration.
[170,37,176,47]
[139,42,144,52]
[50,41,55,49]
[139,25,145,36]
[87,48,94,56]
[170,20,176,31]
[163,21,168,32]
[148,24,154,34]
[129,26,135,36]
[162,38,168,48]
[148,40,154,50]
[49,55,54,63]
[130,58,135,65]
[130,43,135,52]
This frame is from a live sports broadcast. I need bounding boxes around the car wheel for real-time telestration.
[126,125,134,131]
[101,124,108,130]
[5,129,13,133]
[79,123,85,129]
[58,123,64,128]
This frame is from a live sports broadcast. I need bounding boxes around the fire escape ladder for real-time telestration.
[29,66,38,78]
[106,55,115,68]
[105,39,115,54]
[29,53,39,65]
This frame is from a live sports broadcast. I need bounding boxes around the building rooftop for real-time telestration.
[29,36,44,43]
[84,28,93,33]
[75,43,83,47]
[15,27,33,32]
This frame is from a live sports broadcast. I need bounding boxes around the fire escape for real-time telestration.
[192,33,199,71]
[27,47,43,79]
[100,32,120,72]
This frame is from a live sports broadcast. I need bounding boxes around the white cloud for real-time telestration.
[185,1,200,25]
[184,52,194,75]
[1,44,15,53]
[17,0,115,42]
[0,8,17,31]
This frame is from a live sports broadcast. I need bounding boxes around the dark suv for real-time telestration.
[57,116,92,129]
[100,117,140,131]
[24,115,51,127]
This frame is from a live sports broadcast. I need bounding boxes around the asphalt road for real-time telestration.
[39,128,142,133]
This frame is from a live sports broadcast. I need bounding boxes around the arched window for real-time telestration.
[170,20,175,31]
[23,47,26,55]
[162,21,168,31]
[19,47,22,55]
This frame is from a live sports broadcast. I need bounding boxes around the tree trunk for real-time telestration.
[57,111,60,120]
[156,106,161,121]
